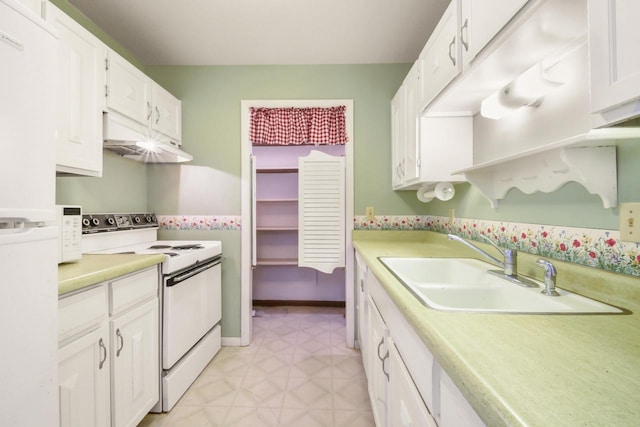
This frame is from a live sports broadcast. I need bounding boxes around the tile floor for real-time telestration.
[139,306,374,427]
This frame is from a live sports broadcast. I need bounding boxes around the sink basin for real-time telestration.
[378,257,623,314]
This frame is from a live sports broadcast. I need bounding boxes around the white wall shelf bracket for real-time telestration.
[455,129,640,209]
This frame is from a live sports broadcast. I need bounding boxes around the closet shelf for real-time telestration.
[453,128,640,209]
[256,258,298,266]
[256,167,298,173]
[256,198,298,203]
[256,226,298,231]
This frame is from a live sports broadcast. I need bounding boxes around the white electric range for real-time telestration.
[82,212,222,412]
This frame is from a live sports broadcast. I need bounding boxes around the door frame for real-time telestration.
[240,99,355,347]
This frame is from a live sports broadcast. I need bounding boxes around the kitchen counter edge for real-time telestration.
[58,254,165,296]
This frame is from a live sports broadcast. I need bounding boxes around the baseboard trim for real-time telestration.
[221,337,243,347]
[252,300,346,308]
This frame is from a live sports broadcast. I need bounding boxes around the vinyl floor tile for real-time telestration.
[139,306,373,426]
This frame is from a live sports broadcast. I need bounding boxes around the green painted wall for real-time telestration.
[146,64,421,216]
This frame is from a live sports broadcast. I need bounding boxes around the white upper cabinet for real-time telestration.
[105,49,151,128]
[588,0,640,126]
[44,2,106,177]
[150,83,182,142]
[459,0,529,66]
[391,63,421,189]
[105,49,182,144]
[391,87,405,189]
[418,1,460,110]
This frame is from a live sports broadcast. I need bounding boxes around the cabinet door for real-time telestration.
[106,50,151,127]
[389,342,438,427]
[368,297,389,427]
[419,1,460,109]
[110,299,159,427]
[355,251,369,377]
[43,3,105,176]
[440,370,485,427]
[391,87,406,189]
[588,0,640,114]
[151,82,182,142]
[459,0,529,65]
[58,323,110,427]
[403,63,420,183]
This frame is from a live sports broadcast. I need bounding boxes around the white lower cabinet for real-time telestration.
[355,250,369,376]
[359,250,485,427]
[440,370,485,427]
[110,299,159,427]
[389,341,437,427]
[58,322,110,427]
[368,297,390,427]
[58,267,159,427]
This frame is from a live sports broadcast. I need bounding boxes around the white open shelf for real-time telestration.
[453,128,640,208]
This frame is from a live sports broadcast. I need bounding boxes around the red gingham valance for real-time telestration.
[250,106,348,145]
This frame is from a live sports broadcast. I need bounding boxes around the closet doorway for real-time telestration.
[240,100,354,348]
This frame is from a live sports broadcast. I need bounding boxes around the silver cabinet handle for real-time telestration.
[377,335,390,381]
[382,352,390,381]
[98,338,107,369]
[448,36,456,66]
[377,336,385,360]
[147,101,152,120]
[116,329,124,357]
[461,18,469,52]
[155,106,160,124]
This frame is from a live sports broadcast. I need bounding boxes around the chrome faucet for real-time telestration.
[536,259,560,296]
[447,234,538,288]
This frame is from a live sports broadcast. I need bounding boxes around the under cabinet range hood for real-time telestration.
[102,112,193,163]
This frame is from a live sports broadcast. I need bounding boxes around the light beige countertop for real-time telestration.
[58,254,165,296]
[353,230,640,427]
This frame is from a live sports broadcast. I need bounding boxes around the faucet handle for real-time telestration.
[536,259,560,296]
[536,259,557,277]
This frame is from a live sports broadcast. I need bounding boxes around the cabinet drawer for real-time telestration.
[110,267,158,316]
[59,285,108,344]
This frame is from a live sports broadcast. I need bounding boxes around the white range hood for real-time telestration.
[103,112,193,163]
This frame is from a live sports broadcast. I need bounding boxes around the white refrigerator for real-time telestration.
[0,1,59,426]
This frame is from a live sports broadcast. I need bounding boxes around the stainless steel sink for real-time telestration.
[378,257,623,314]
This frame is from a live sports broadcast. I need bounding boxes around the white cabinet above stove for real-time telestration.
[103,49,191,163]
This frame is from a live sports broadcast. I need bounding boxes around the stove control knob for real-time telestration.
[106,217,115,226]
[145,215,153,223]
[133,216,141,223]
[91,218,100,226]
[82,218,91,227]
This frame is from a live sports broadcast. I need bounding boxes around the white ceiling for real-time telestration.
[67,0,450,65]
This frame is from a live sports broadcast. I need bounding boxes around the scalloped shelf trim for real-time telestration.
[453,128,640,208]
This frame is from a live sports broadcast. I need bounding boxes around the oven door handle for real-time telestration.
[166,258,221,287]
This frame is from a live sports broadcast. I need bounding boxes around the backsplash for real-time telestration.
[158,215,242,231]
[354,215,640,277]
[157,214,640,276]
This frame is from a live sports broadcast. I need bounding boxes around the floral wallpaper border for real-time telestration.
[158,215,242,231]
[354,215,640,277]
[157,214,640,276]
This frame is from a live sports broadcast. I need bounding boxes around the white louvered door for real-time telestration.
[298,151,346,274]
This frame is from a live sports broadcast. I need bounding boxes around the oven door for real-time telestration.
[162,257,222,369]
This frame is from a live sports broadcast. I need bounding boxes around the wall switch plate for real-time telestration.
[449,208,455,224]
[366,206,375,221]
[620,203,640,243]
